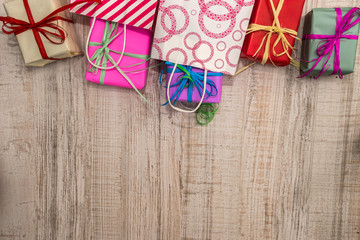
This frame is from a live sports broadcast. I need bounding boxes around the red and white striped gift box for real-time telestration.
[69,0,158,30]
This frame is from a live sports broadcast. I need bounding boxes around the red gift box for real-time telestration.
[241,0,305,66]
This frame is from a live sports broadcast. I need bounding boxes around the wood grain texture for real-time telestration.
[0,0,360,239]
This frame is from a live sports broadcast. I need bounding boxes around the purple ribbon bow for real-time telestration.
[300,8,360,79]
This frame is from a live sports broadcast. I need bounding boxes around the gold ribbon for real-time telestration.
[245,0,300,66]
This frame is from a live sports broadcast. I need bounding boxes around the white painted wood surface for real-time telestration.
[0,0,360,239]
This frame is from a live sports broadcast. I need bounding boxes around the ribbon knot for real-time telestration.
[86,19,152,105]
[88,22,123,74]
[163,62,221,104]
[335,32,342,39]
[317,39,335,56]
[102,40,110,48]
[300,8,360,79]
[270,26,281,33]
[100,34,116,49]
[246,0,300,65]
[0,0,100,61]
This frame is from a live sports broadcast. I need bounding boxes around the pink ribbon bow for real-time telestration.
[300,8,360,79]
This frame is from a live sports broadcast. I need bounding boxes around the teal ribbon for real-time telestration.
[88,21,151,105]
[160,62,222,105]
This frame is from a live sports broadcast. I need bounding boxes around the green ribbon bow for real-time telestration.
[196,103,219,126]
[88,21,151,105]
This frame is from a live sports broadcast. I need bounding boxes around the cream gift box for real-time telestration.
[2,0,83,66]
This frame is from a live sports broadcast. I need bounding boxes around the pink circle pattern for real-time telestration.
[152,44,163,60]
[198,0,239,39]
[189,60,206,70]
[216,41,226,51]
[232,30,243,41]
[215,59,225,69]
[240,18,250,32]
[154,4,190,44]
[166,48,188,65]
[184,32,214,67]
[191,40,214,63]
[226,45,242,67]
[184,32,202,50]
[154,0,255,74]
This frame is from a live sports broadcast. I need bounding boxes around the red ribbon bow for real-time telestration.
[0,0,101,61]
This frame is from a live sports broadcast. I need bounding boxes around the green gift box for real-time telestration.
[300,8,360,78]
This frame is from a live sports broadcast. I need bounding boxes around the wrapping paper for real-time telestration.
[69,0,158,30]
[151,0,255,75]
[86,18,152,89]
[166,65,223,103]
[3,0,82,66]
[241,0,305,66]
[301,8,360,77]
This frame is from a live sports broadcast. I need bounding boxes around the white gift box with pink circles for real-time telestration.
[151,0,255,75]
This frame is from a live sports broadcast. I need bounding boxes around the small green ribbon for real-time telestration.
[88,21,151,105]
[196,103,219,126]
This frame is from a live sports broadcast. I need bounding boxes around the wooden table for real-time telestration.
[1,0,360,239]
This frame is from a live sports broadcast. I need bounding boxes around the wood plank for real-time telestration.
[0,0,360,239]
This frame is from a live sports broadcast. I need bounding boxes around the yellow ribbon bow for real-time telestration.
[246,0,300,65]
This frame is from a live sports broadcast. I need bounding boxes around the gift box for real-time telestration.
[165,63,223,104]
[86,18,152,89]
[241,0,305,66]
[300,8,360,78]
[2,0,83,67]
[151,0,255,75]
[69,0,158,30]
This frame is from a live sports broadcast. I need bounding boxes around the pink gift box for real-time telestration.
[166,64,223,104]
[86,18,152,89]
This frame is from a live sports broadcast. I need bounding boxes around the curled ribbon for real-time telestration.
[163,62,220,105]
[86,19,152,106]
[300,8,360,79]
[0,0,101,61]
[246,0,300,65]
[196,103,219,126]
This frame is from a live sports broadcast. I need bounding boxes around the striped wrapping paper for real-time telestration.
[69,0,158,30]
